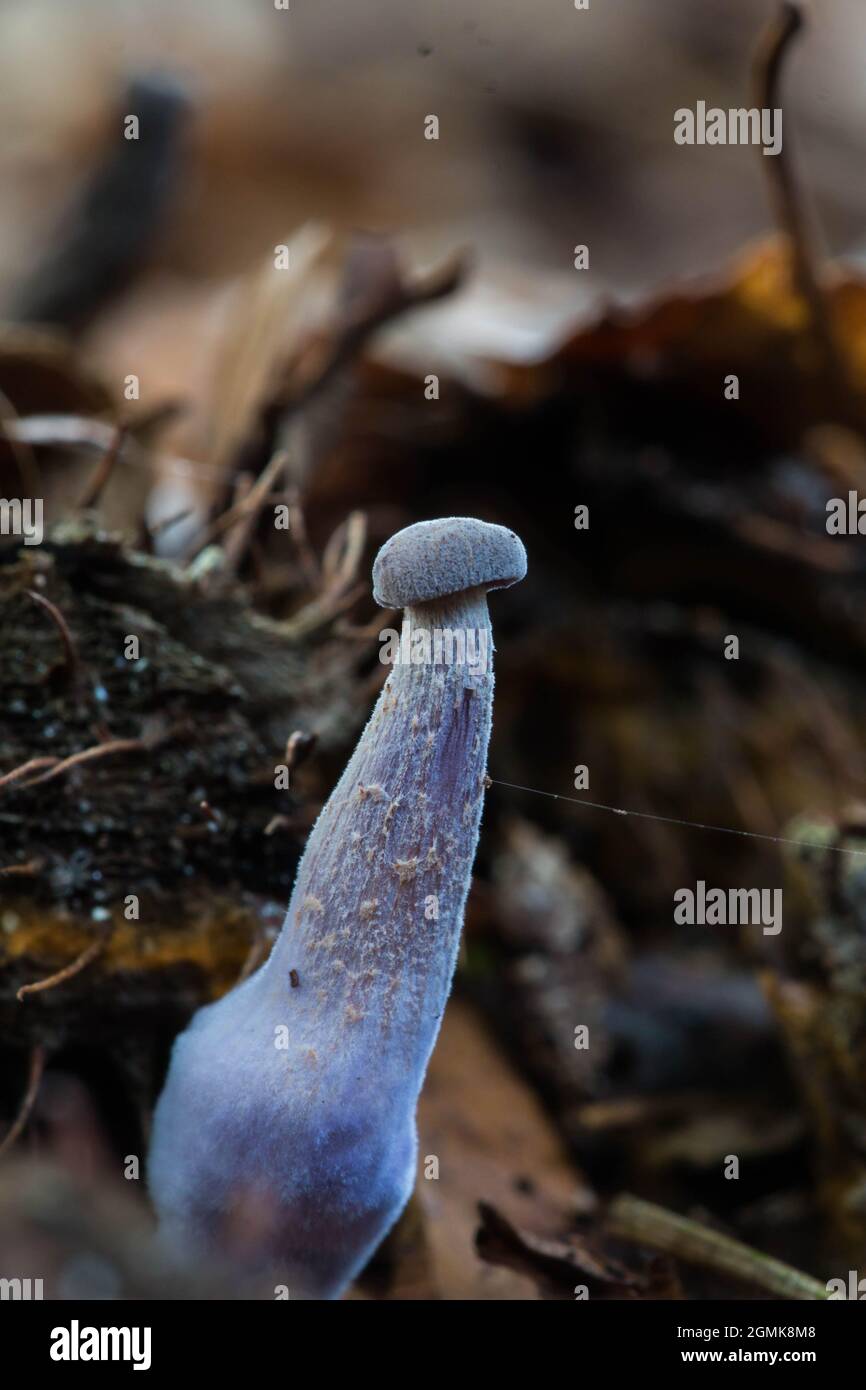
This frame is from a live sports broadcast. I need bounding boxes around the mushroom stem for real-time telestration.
[148,519,525,1299]
[265,587,493,1073]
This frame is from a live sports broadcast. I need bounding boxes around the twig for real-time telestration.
[285,730,317,772]
[130,398,189,439]
[285,487,319,586]
[606,1193,828,1300]
[189,449,290,558]
[752,2,848,394]
[0,1045,46,1158]
[146,507,194,543]
[77,420,127,509]
[264,814,292,836]
[335,607,397,640]
[0,386,41,499]
[320,510,367,593]
[0,857,43,879]
[8,415,228,484]
[17,925,114,1002]
[281,580,368,639]
[220,472,254,568]
[271,245,468,421]
[279,511,368,638]
[25,588,81,683]
[5,736,153,795]
[0,757,60,790]
[11,74,189,330]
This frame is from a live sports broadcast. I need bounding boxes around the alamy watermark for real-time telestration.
[674,102,782,157]
[50,1320,151,1370]
[379,622,489,676]
[826,492,866,534]
[827,1271,866,1299]
[674,880,782,936]
[0,497,43,546]
[0,1276,43,1299]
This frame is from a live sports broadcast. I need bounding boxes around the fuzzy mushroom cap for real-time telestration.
[372,517,527,608]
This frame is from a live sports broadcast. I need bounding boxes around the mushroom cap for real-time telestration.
[372,517,527,608]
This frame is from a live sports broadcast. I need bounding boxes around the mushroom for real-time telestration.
[147,517,527,1298]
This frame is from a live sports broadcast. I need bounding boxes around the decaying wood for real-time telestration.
[0,518,376,1075]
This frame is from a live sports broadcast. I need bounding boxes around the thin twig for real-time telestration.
[5,736,152,794]
[0,757,60,790]
[279,510,368,637]
[0,1045,46,1158]
[752,2,848,394]
[320,510,367,594]
[0,857,43,879]
[334,607,397,640]
[77,420,127,509]
[281,580,368,639]
[264,814,292,836]
[17,926,113,1002]
[607,1194,828,1300]
[272,247,468,420]
[130,398,189,438]
[189,449,290,559]
[25,588,81,683]
[286,487,319,586]
[146,507,194,542]
[220,472,254,569]
[8,415,227,484]
[0,386,41,498]
[285,729,317,772]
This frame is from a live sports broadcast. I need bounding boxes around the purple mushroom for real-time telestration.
[147,516,527,1298]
